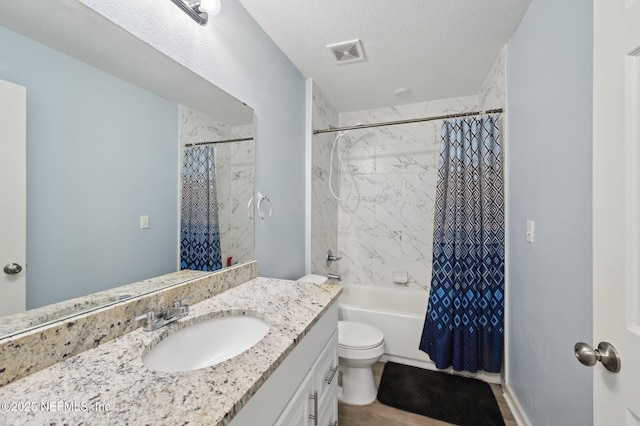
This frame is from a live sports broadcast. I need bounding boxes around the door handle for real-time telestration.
[3,263,23,275]
[574,341,621,372]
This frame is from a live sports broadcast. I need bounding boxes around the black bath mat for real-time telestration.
[377,362,505,426]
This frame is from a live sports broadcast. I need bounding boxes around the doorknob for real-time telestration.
[3,263,23,275]
[574,341,621,373]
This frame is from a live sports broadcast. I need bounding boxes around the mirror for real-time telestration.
[0,1,254,339]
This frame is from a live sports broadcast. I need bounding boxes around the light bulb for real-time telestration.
[201,0,221,16]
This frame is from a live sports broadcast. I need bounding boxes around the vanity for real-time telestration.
[0,2,340,424]
[0,263,341,425]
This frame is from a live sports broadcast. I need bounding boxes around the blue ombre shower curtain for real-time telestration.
[419,114,504,373]
[180,146,222,271]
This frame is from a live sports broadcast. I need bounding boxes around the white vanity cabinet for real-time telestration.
[229,302,339,426]
[275,331,338,426]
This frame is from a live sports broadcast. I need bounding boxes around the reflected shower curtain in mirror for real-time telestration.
[180,146,222,271]
[419,114,504,373]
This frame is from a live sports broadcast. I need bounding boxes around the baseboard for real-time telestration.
[503,383,532,426]
[380,354,501,384]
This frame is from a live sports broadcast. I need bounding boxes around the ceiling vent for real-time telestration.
[326,39,366,64]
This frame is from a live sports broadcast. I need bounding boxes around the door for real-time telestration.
[0,79,26,316]
[593,0,640,424]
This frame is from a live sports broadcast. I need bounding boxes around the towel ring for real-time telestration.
[247,197,255,220]
[257,192,272,220]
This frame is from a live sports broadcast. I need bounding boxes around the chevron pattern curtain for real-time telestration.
[419,115,504,373]
[180,146,222,271]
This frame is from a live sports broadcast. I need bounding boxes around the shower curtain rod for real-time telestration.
[185,136,254,147]
[313,108,503,134]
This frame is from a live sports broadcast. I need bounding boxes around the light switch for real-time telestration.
[140,215,150,229]
[526,220,534,244]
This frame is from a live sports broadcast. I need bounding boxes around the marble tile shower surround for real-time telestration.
[479,46,507,111]
[179,106,255,267]
[224,123,255,265]
[311,82,340,276]
[0,261,257,387]
[337,96,479,290]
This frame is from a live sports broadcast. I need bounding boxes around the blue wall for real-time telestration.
[506,0,593,424]
[0,26,179,308]
[79,0,308,280]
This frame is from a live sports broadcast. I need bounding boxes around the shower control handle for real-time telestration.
[326,250,342,267]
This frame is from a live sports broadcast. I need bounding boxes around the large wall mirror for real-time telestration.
[0,1,255,339]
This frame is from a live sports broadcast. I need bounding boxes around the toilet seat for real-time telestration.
[338,321,384,350]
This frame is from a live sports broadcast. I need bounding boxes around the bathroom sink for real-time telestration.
[142,315,270,373]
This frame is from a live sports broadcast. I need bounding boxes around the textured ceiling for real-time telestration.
[238,0,531,113]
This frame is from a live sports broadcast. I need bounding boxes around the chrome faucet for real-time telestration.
[135,299,189,331]
[327,274,342,281]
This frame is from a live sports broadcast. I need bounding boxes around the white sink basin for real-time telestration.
[142,315,270,373]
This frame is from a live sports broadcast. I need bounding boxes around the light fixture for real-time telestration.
[170,0,221,25]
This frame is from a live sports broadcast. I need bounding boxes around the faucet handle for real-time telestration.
[135,311,157,323]
[169,299,189,317]
[173,298,189,307]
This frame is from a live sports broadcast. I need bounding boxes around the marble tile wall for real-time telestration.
[310,82,340,276]
[479,45,507,111]
[337,96,478,290]
[228,124,256,266]
[179,106,255,267]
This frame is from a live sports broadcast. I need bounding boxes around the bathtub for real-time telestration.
[337,284,500,383]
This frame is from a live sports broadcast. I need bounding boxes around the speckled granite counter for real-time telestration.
[0,277,342,425]
[0,269,210,338]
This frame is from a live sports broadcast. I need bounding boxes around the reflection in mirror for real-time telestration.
[179,107,255,272]
[0,5,254,339]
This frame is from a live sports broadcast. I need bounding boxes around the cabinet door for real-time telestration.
[318,385,338,426]
[312,330,338,405]
[274,371,314,426]
[312,330,338,426]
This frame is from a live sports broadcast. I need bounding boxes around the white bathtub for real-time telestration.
[337,284,500,383]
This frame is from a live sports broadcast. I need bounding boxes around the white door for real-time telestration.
[0,79,26,316]
[593,0,640,424]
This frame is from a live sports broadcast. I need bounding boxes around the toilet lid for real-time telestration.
[338,321,384,350]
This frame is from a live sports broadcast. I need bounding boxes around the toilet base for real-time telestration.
[337,364,378,405]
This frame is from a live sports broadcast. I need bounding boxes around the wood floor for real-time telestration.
[338,362,517,426]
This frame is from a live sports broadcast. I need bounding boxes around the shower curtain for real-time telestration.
[419,114,504,373]
[180,146,222,271]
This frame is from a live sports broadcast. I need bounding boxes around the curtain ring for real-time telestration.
[257,192,272,220]
[247,197,255,220]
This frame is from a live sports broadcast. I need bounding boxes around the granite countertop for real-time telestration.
[0,277,342,425]
[0,270,211,339]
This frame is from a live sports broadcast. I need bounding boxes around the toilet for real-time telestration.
[297,275,385,406]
